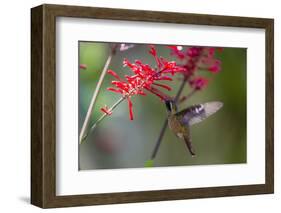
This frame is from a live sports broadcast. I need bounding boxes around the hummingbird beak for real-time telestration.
[165,100,172,112]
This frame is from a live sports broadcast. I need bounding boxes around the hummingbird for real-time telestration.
[165,100,223,157]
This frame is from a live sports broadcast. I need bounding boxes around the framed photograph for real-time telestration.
[31,4,274,208]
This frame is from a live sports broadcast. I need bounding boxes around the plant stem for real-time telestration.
[80,96,125,143]
[175,78,187,101]
[151,119,168,160]
[150,80,196,160]
[79,52,113,144]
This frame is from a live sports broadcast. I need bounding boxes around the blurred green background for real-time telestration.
[79,42,246,170]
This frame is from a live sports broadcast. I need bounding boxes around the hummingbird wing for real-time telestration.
[176,101,223,126]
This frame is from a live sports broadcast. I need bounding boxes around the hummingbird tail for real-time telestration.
[183,135,196,157]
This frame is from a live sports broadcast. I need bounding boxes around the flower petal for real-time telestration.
[152,83,172,91]
[107,87,123,94]
[107,70,121,80]
[127,98,134,120]
[100,105,112,115]
[189,77,209,90]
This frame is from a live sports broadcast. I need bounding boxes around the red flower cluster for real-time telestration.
[105,45,185,120]
[168,46,222,90]
[100,45,222,120]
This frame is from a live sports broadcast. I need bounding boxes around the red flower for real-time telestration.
[189,77,208,90]
[100,105,112,115]
[79,64,87,69]
[167,46,222,91]
[208,60,221,73]
[187,47,203,57]
[198,48,222,74]
[106,45,183,120]
[107,70,122,80]
[168,46,222,74]
[168,47,205,78]
[208,48,215,57]
[167,45,185,60]
[104,45,222,120]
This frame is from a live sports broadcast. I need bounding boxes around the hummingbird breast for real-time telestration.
[167,114,195,156]
[167,115,188,138]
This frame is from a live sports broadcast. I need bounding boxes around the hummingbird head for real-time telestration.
[165,100,178,114]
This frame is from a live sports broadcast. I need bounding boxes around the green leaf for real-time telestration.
[144,160,154,167]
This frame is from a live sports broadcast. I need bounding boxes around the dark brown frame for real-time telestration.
[31,4,274,208]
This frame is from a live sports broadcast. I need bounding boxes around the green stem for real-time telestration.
[79,52,113,144]
[80,96,125,143]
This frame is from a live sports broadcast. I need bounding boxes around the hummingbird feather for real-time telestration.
[177,101,223,126]
[183,132,196,156]
[165,100,223,157]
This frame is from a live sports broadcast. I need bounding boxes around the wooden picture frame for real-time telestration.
[31,4,274,208]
